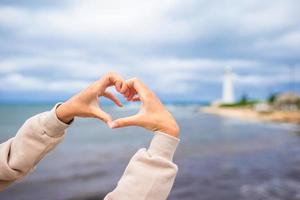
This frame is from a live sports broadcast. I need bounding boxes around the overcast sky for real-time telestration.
[0,0,299,103]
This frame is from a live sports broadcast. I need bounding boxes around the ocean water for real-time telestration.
[0,104,300,200]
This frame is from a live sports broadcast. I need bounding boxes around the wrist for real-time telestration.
[56,102,75,124]
[160,123,180,138]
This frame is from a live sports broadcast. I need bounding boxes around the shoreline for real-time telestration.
[201,106,300,124]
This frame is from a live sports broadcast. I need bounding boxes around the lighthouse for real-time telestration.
[222,68,235,104]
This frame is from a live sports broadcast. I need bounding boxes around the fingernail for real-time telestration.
[108,121,116,128]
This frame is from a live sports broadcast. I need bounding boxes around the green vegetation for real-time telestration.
[218,92,300,110]
[220,94,259,108]
[267,93,278,103]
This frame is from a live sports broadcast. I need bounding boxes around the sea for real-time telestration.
[0,103,300,200]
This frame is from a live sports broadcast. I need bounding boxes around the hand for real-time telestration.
[109,78,180,138]
[56,72,128,124]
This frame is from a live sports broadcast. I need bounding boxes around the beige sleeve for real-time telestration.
[0,104,70,191]
[104,132,179,200]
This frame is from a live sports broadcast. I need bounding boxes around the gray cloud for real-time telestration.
[0,0,299,102]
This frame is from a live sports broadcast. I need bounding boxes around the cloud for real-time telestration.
[0,0,190,43]
[0,0,299,101]
[0,73,89,92]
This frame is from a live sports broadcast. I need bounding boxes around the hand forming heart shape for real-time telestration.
[56,72,180,138]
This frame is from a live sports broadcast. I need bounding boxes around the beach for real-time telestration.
[0,104,300,200]
[201,106,300,124]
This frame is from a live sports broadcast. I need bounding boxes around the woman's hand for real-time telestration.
[56,72,128,124]
[109,78,180,138]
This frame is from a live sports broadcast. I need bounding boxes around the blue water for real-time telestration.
[0,104,300,200]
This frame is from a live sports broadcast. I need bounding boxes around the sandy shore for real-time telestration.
[201,106,300,124]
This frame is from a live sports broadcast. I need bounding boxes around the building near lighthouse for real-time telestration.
[222,68,235,104]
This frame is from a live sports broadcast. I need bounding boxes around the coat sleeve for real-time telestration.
[0,104,70,191]
[104,132,179,200]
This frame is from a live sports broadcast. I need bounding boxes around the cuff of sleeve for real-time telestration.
[148,131,180,160]
[41,103,72,138]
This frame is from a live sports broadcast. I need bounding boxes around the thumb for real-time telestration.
[92,108,112,123]
[108,114,141,128]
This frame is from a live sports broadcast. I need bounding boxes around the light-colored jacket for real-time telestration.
[0,104,179,200]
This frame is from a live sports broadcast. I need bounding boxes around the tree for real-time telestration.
[268,93,277,104]
[239,94,248,105]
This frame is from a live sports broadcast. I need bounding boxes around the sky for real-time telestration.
[0,0,299,103]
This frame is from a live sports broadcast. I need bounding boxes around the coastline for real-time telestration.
[1,104,300,200]
[201,106,300,124]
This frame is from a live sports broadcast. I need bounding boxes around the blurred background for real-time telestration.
[0,0,299,199]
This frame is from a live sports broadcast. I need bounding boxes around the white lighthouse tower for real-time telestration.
[222,67,235,104]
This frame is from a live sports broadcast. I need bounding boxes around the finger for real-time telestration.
[100,72,125,93]
[124,89,131,98]
[115,81,122,92]
[120,81,128,94]
[108,114,141,128]
[103,91,123,107]
[126,90,135,101]
[92,108,112,123]
[131,96,141,102]
[127,87,138,101]
[126,92,138,101]
[126,78,152,101]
